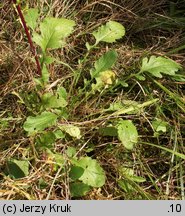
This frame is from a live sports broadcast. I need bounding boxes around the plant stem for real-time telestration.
[12,0,41,76]
[140,142,185,160]
[74,44,96,87]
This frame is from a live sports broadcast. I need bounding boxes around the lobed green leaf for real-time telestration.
[33,17,75,52]
[92,21,125,43]
[24,8,39,30]
[140,56,182,78]
[23,111,58,135]
[77,157,106,187]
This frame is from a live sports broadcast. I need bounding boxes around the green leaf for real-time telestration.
[66,147,76,158]
[135,74,146,81]
[69,166,84,180]
[24,8,39,30]
[119,167,146,183]
[122,100,142,114]
[99,126,118,136]
[23,111,58,135]
[85,42,91,51]
[53,153,65,167]
[119,167,134,176]
[172,74,185,82]
[91,50,118,78]
[107,100,142,114]
[92,21,125,44]
[119,80,129,87]
[6,159,29,179]
[54,129,65,139]
[36,131,56,149]
[59,124,81,139]
[131,175,146,183]
[39,131,56,145]
[38,178,48,189]
[152,119,167,133]
[54,108,69,119]
[140,56,182,78]
[116,120,138,150]
[77,157,106,187]
[118,167,146,193]
[42,64,50,84]
[41,86,68,109]
[118,179,133,193]
[42,56,56,65]
[57,87,67,100]
[34,65,49,86]
[41,91,67,110]
[0,119,9,130]
[107,101,124,111]
[33,17,75,51]
[70,182,91,197]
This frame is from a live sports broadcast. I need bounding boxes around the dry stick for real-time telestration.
[12,0,41,76]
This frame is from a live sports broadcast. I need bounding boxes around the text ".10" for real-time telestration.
[169,204,181,213]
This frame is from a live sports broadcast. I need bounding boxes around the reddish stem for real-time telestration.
[12,0,41,76]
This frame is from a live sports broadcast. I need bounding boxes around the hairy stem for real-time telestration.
[12,0,41,76]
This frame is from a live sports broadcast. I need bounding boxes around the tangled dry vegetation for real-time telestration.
[0,0,185,200]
